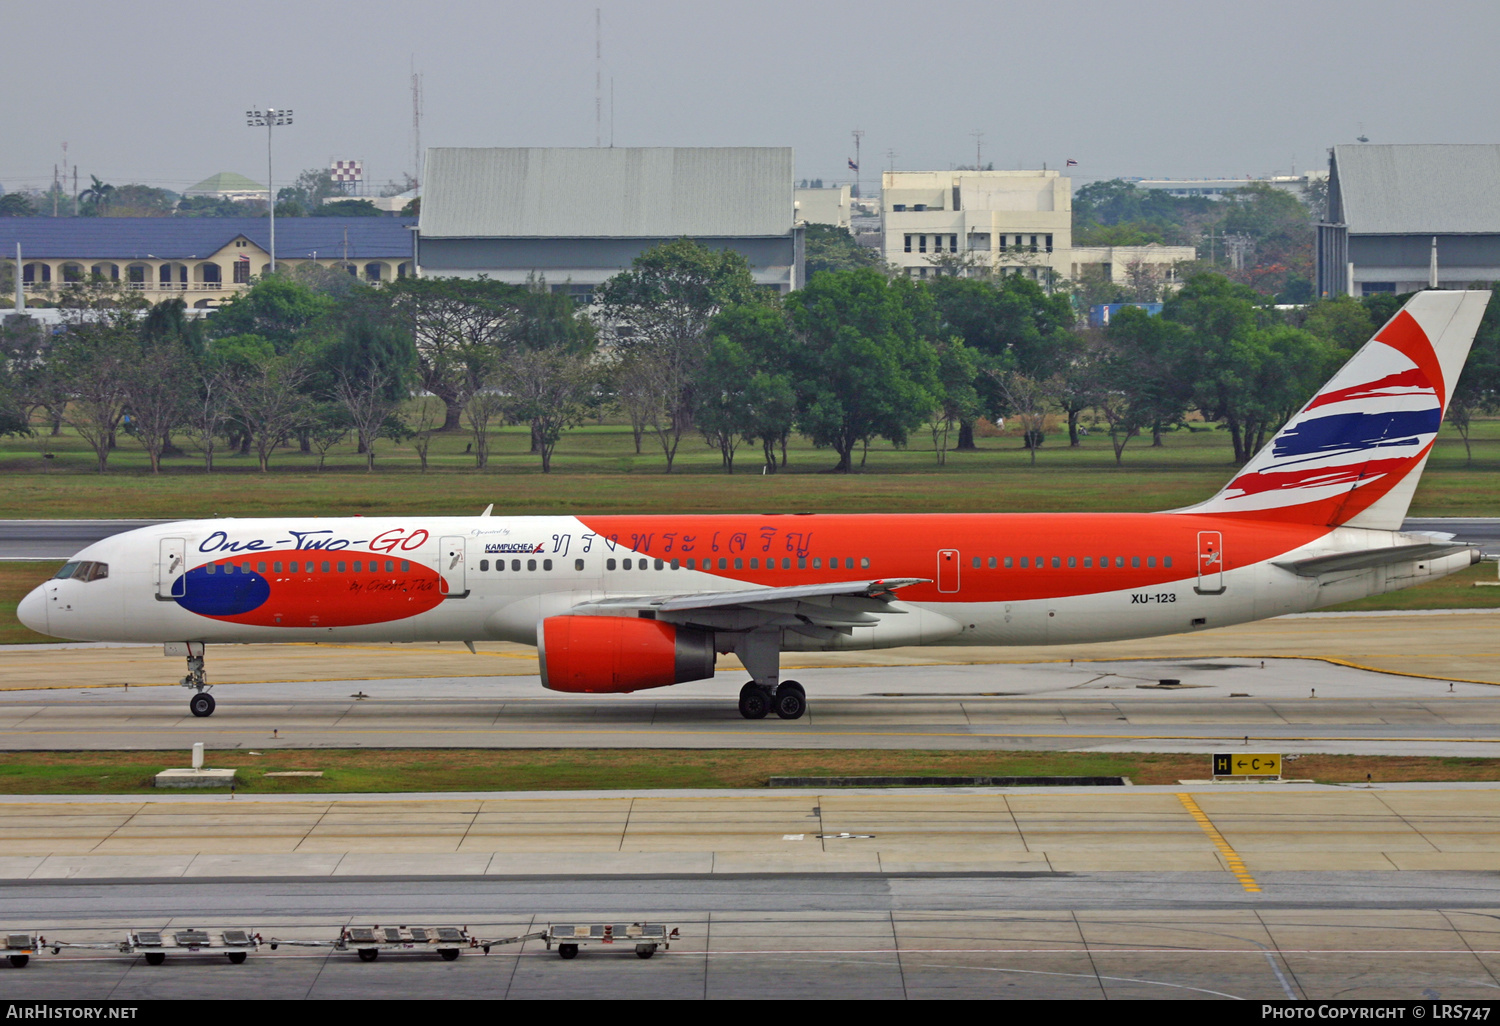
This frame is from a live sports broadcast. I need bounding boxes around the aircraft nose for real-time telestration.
[16,585,48,636]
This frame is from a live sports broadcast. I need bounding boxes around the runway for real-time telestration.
[3,786,1500,999]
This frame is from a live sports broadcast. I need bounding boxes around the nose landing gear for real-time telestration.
[180,649,215,717]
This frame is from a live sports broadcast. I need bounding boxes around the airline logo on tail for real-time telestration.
[1180,292,1489,528]
[1223,314,1442,507]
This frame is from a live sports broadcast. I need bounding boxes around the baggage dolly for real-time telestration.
[543,923,676,960]
[119,928,261,965]
[275,925,475,962]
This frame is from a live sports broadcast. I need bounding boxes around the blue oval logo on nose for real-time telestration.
[175,565,271,617]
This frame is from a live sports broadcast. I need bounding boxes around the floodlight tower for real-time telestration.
[246,108,293,271]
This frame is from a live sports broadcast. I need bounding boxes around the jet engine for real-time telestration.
[539,615,716,693]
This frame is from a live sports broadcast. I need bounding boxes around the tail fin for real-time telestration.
[1176,290,1490,529]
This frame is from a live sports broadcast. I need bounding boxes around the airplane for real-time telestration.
[16,290,1491,721]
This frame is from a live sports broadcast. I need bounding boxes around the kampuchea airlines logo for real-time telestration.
[1220,312,1444,511]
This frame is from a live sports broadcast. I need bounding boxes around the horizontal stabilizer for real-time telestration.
[1274,543,1475,577]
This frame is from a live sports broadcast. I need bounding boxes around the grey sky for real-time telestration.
[4,0,1498,198]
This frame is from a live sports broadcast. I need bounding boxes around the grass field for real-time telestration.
[0,748,1494,794]
[3,413,1500,518]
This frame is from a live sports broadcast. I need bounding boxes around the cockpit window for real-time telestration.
[53,561,108,582]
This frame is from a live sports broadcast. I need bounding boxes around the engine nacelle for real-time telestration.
[538,615,716,693]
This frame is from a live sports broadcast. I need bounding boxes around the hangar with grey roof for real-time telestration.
[415,147,803,298]
[1316,143,1500,297]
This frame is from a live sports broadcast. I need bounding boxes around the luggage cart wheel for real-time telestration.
[144,952,165,966]
[635,944,657,959]
[439,949,459,961]
[227,952,246,964]
[357,948,379,962]
[558,944,578,960]
[8,954,28,968]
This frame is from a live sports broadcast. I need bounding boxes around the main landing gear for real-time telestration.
[181,649,215,718]
[738,681,805,721]
[731,630,807,721]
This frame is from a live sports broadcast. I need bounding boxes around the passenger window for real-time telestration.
[400,561,409,572]
[685,558,695,569]
[797,558,806,569]
[321,562,331,573]
[509,560,519,572]
[241,562,251,573]
[861,558,870,569]
[988,557,997,569]
[1115,557,1125,568]
[1067,556,1076,568]
[670,559,680,570]
[1132,556,1141,568]
[225,564,236,575]
[1004,557,1013,568]
[971,557,980,569]
[1164,556,1173,568]
[719,558,727,570]
[352,561,361,572]
[575,559,585,571]
[734,558,744,569]
[608,558,617,570]
[750,558,759,569]
[1083,557,1092,568]
[527,559,537,571]
[829,557,839,569]
[1020,558,1029,568]
[53,562,79,580]
[1051,557,1060,568]
[623,558,632,570]
[479,559,489,571]
[289,562,299,573]
[814,558,822,569]
[654,559,664,570]
[336,562,345,573]
[258,562,267,573]
[206,563,217,575]
[1147,557,1156,568]
[543,559,553,571]
[783,558,792,569]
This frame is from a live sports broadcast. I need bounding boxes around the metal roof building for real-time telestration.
[1316,144,1500,297]
[417,147,802,295]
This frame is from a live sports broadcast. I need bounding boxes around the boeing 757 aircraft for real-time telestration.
[17,290,1490,720]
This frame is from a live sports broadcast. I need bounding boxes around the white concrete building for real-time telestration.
[881,170,1071,283]
[794,186,851,229]
[1070,243,1196,289]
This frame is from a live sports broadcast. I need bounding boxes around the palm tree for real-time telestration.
[78,175,115,216]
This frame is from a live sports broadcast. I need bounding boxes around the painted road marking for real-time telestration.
[1177,792,1260,893]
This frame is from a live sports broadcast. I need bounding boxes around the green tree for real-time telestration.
[784,268,940,472]
[314,199,381,217]
[1299,294,1376,351]
[802,224,882,280]
[209,276,334,353]
[77,176,115,217]
[109,184,177,217]
[701,303,799,472]
[1445,294,1500,464]
[597,238,764,472]
[0,193,36,217]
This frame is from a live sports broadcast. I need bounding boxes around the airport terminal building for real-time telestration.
[1316,143,1500,297]
[415,146,804,299]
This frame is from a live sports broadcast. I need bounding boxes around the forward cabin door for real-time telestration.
[1196,531,1225,594]
[157,538,187,599]
[439,536,469,598]
[937,549,961,593]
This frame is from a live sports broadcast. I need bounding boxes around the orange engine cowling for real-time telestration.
[539,615,716,693]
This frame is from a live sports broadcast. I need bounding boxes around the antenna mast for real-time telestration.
[595,9,602,147]
[411,58,424,192]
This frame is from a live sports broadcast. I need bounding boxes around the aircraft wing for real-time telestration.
[568,578,929,635]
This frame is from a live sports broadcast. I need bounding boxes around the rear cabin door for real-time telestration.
[158,538,187,599]
[439,536,469,598]
[937,549,960,593]
[1196,531,1225,594]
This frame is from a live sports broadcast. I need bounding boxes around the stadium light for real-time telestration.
[245,108,293,272]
